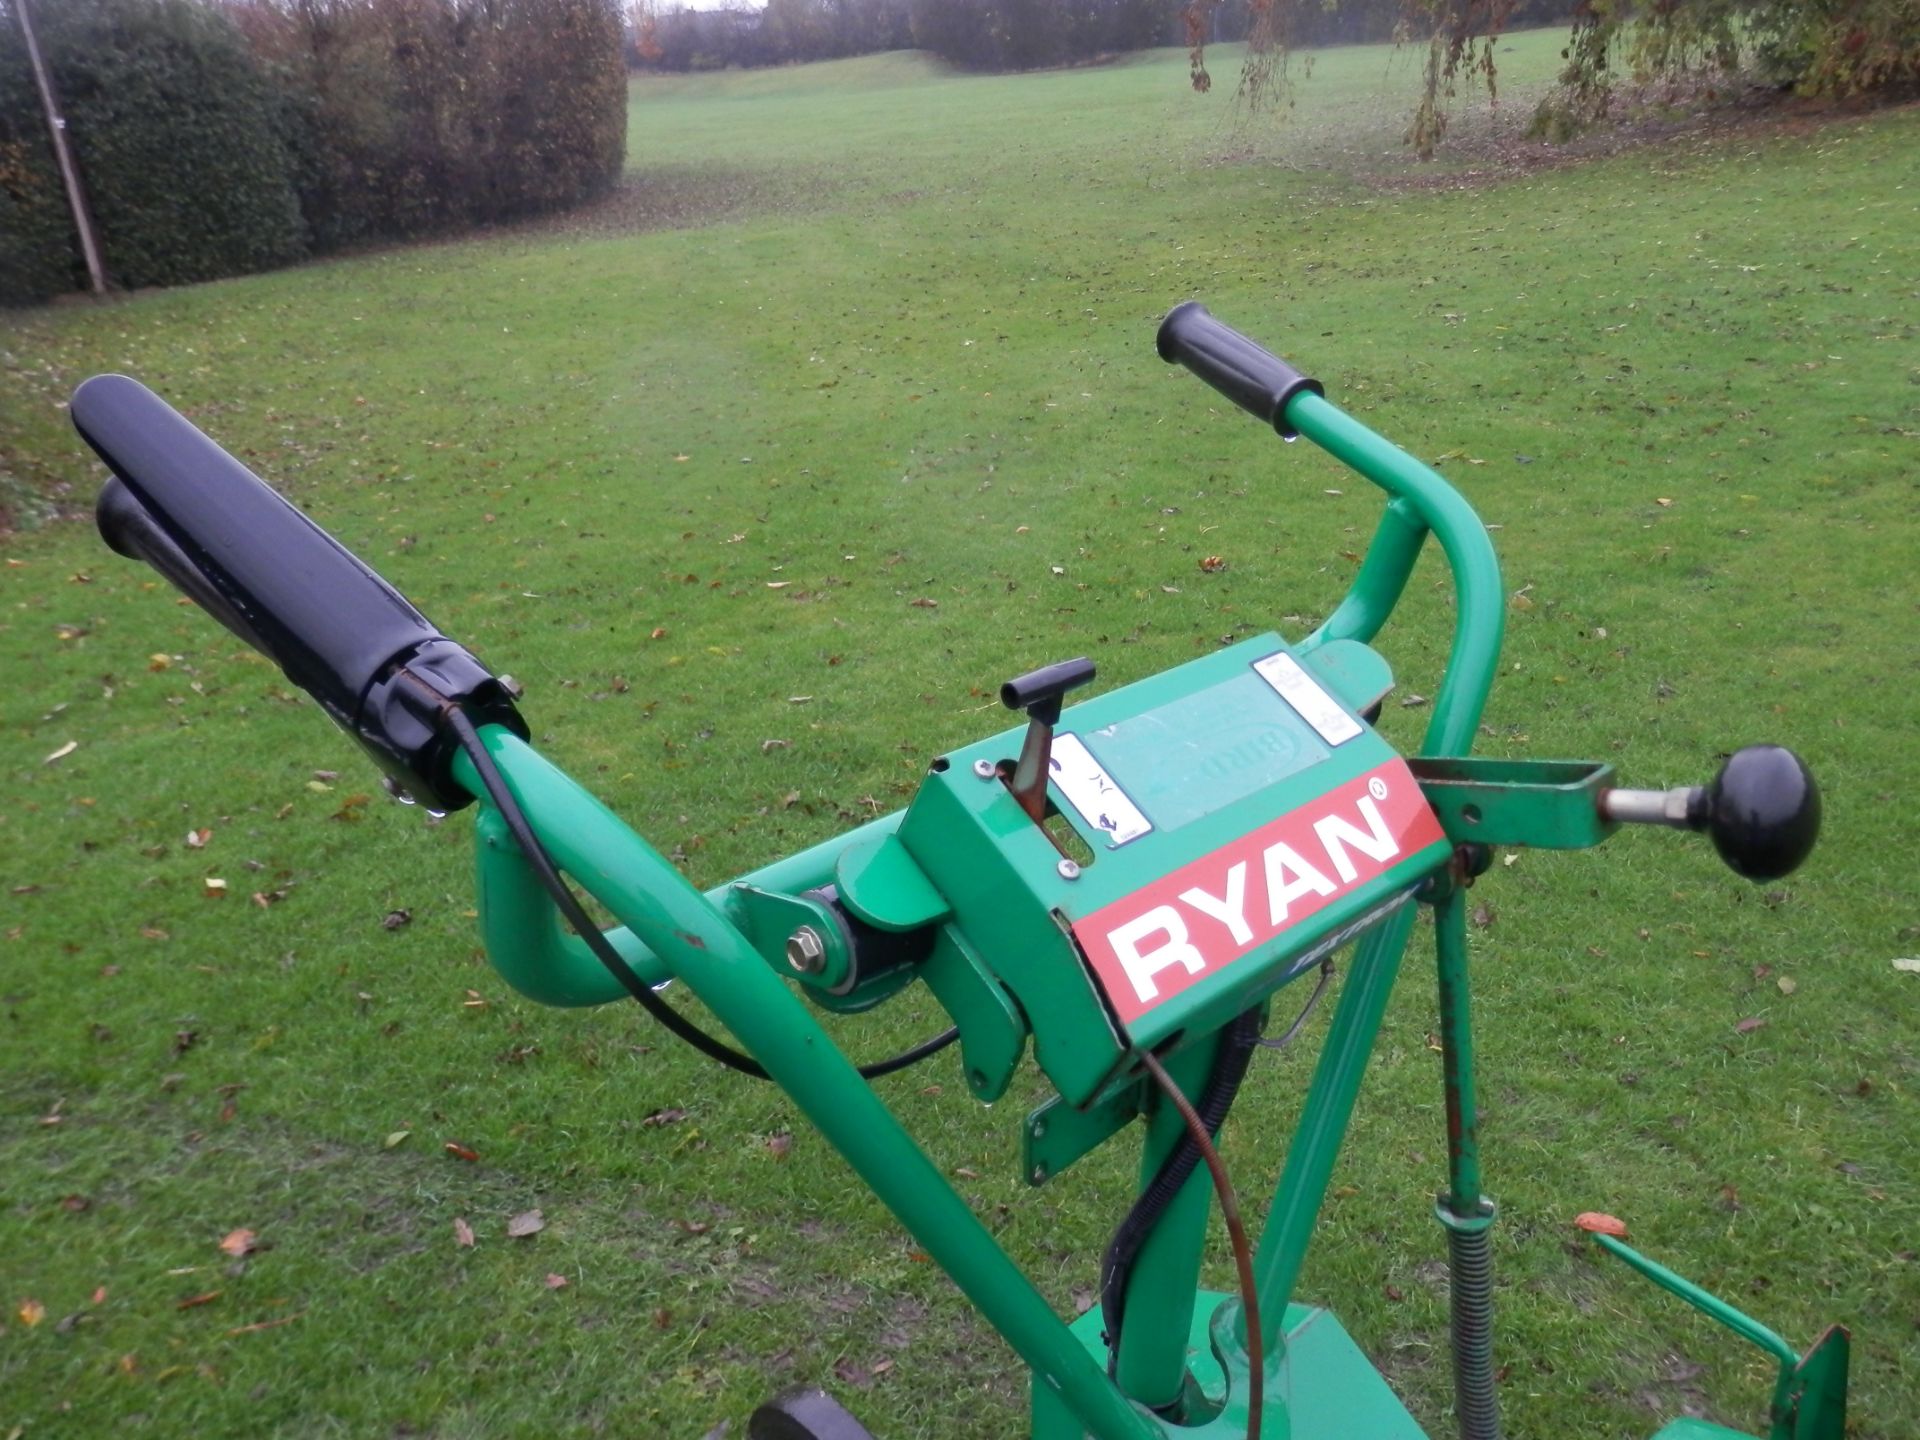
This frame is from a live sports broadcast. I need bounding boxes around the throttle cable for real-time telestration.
[447,708,958,1082]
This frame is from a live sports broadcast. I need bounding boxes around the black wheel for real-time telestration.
[746,1386,879,1440]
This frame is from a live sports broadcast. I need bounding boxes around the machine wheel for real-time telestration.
[746,1386,879,1440]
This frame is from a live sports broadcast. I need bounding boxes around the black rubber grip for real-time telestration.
[1156,301,1323,438]
[1000,658,1096,725]
[77,374,441,721]
[76,374,523,809]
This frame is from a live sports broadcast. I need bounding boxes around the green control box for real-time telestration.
[839,633,1452,1109]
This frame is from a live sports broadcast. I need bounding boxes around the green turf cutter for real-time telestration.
[76,302,1842,1440]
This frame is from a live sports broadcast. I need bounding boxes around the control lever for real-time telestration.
[1599,745,1820,880]
[999,658,1096,825]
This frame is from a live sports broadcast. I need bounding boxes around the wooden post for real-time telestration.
[13,0,108,296]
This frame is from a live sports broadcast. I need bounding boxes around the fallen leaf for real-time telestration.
[907,597,938,608]
[1734,1016,1768,1035]
[203,878,228,898]
[1470,903,1495,929]
[381,909,411,930]
[18,1298,45,1327]
[1199,555,1226,573]
[176,1291,222,1311]
[1892,957,1920,974]
[1574,1212,1629,1237]
[148,653,173,671]
[383,1130,411,1150]
[507,1209,546,1238]
[444,1142,479,1163]
[217,1229,259,1258]
[227,1311,304,1336]
[453,1217,476,1248]
[765,1132,792,1159]
[1383,1283,1404,1301]
[543,1273,568,1290]
[44,740,78,764]
[643,1107,688,1127]
[1654,497,1673,507]
[185,828,212,849]
[1776,975,1797,995]
[1400,693,1429,708]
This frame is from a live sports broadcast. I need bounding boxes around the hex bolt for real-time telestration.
[784,925,827,975]
[1057,859,1081,881]
[972,759,996,780]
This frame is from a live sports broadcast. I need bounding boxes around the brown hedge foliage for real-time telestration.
[236,0,628,249]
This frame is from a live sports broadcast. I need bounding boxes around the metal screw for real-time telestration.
[972,759,996,780]
[1056,859,1081,881]
[498,673,525,699]
[784,925,827,975]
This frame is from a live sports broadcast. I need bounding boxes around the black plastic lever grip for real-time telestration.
[75,374,524,810]
[1156,301,1324,438]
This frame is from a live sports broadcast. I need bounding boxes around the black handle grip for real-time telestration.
[75,374,524,810]
[1000,657,1096,727]
[1156,301,1323,438]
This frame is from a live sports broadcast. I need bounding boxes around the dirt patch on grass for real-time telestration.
[505,163,846,240]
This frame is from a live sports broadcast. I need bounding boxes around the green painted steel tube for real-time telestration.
[1433,887,1483,1213]
[1247,902,1418,1356]
[1115,1036,1223,1410]
[451,730,1163,1440]
[471,801,907,1008]
[1301,495,1429,654]
[475,808,674,1004]
[1592,1234,1799,1366]
[1284,392,1503,758]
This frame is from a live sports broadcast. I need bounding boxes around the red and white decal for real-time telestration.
[1072,760,1444,1025]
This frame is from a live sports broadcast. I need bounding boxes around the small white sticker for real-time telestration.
[1049,733,1153,847]
[1253,652,1364,747]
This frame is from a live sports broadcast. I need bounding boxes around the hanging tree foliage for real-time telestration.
[1182,0,1920,158]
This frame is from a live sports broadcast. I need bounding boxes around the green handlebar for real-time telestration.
[1285,391,1503,758]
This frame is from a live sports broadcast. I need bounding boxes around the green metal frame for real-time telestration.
[446,381,1840,1440]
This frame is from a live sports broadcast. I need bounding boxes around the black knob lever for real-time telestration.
[1599,745,1821,880]
[999,658,1096,824]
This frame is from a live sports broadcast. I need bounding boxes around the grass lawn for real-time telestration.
[3,32,1917,1440]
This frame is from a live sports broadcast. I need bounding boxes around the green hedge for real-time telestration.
[2,0,627,306]
[1,0,306,304]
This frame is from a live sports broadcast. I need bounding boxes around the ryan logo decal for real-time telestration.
[1072,761,1444,1024]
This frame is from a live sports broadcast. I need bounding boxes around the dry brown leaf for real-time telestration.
[44,740,78,764]
[453,1217,476,1248]
[217,1228,258,1258]
[543,1273,568,1290]
[18,1298,45,1327]
[444,1142,480,1163]
[506,1209,545,1239]
[1734,1016,1768,1035]
[1573,1212,1629,1237]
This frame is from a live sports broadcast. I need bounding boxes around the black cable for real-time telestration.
[1099,1006,1264,1374]
[447,709,958,1082]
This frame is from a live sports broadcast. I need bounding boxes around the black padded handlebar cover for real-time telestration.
[76,374,523,809]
